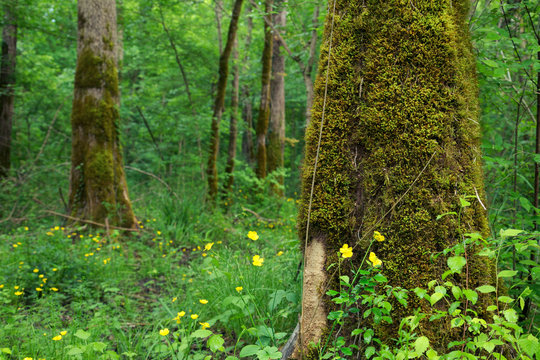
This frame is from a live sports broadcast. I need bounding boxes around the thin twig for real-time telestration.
[43,210,137,231]
[125,166,180,200]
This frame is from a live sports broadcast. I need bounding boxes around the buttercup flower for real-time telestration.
[60,331,67,336]
[247,231,259,241]
[199,322,210,329]
[172,297,177,302]
[369,252,382,267]
[252,255,264,266]
[191,314,199,320]
[235,286,243,292]
[204,242,214,251]
[373,231,385,242]
[159,328,169,336]
[52,335,62,341]
[178,311,186,317]
[199,299,208,304]
[339,244,353,258]
[15,291,23,296]
[277,251,283,256]
[33,268,39,273]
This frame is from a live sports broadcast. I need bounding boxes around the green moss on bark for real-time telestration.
[298,0,496,352]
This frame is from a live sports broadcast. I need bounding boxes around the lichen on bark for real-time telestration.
[297,0,497,354]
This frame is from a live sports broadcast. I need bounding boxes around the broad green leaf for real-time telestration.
[463,289,478,305]
[207,335,225,353]
[498,270,518,278]
[482,59,499,67]
[414,336,430,354]
[430,292,444,306]
[498,296,514,303]
[225,357,240,360]
[239,345,260,357]
[191,329,213,338]
[1,348,12,355]
[499,229,523,238]
[476,285,496,293]
[67,346,85,356]
[503,309,518,323]
[447,256,466,273]
[517,335,539,358]
[365,346,376,359]
[426,349,439,360]
[74,329,91,340]
[90,342,107,352]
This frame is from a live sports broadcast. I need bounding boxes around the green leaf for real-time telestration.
[436,212,457,220]
[373,273,387,283]
[339,275,350,285]
[426,349,439,360]
[487,305,498,311]
[191,329,213,338]
[1,348,12,355]
[517,334,539,358]
[207,335,225,353]
[475,285,496,293]
[225,357,240,360]
[447,256,466,273]
[365,346,376,359]
[239,345,261,357]
[499,229,523,238]
[519,197,532,212]
[462,289,478,305]
[459,198,471,207]
[74,329,91,340]
[503,309,518,323]
[430,292,444,306]
[451,286,462,300]
[90,342,107,353]
[482,59,499,68]
[414,336,430,354]
[67,346,85,356]
[498,270,518,278]
[498,296,514,303]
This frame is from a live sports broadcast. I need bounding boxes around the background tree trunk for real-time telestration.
[267,0,286,195]
[68,0,136,229]
[255,0,273,179]
[298,0,497,354]
[206,0,244,202]
[224,40,240,193]
[241,4,255,164]
[0,3,17,178]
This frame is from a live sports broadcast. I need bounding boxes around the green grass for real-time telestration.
[0,186,301,360]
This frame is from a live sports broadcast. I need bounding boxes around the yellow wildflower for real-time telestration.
[199,322,210,329]
[369,252,382,267]
[60,331,67,336]
[373,231,385,242]
[235,286,243,292]
[247,231,259,241]
[0,284,4,288]
[252,255,264,267]
[23,357,33,360]
[191,314,199,320]
[52,335,62,341]
[178,311,186,317]
[204,242,214,251]
[15,291,23,296]
[14,286,19,289]
[339,244,353,258]
[199,299,208,304]
[50,287,59,292]
[33,268,39,273]
[277,251,284,256]
[159,328,169,336]
[36,288,43,292]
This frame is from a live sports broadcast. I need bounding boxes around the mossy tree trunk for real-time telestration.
[298,0,497,355]
[267,0,286,196]
[255,0,273,179]
[206,0,244,202]
[241,4,255,164]
[68,0,136,229]
[0,2,17,178]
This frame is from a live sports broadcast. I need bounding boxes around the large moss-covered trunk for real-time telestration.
[68,0,136,229]
[298,0,496,354]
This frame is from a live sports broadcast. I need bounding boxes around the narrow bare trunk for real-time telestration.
[68,0,136,229]
[267,1,286,195]
[224,40,240,193]
[206,0,244,202]
[303,4,319,127]
[0,4,17,178]
[241,4,255,164]
[255,0,273,179]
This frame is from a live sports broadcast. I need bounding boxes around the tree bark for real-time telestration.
[224,40,240,193]
[0,3,17,178]
[68,0,136,229]
[255,0,273,179]
[267,0,286,195]
[206,0,244,202]
[241,4,255,164]
[297,0,497,355]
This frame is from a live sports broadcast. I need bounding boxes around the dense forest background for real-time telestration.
[0,0,538,359]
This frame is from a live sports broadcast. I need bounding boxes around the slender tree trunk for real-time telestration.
[224,40,240,193]
[68,0,136,229]
[214,0,224,55]
[0,3,17,178]
[297,0,496,355]
[267,0,286,195]
[206,0,244,202]
[241,4,255,164]
[303,4,319,127]
[255,0,273,179]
